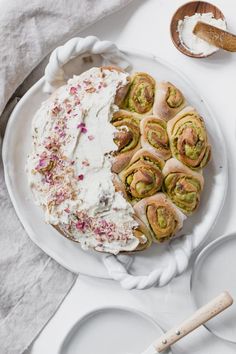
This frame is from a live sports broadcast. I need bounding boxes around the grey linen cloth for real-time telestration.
[0,1,133,353]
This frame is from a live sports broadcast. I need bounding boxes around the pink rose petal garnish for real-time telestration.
[76,221,85,231]
[81,127,87,133]
[77,122,86,128]
[77,122,87,133]
[70,87,77,94]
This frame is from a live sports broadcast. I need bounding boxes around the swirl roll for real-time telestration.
[111,110,141,173]
[163,158,204,215]
[167,106,211,170]
[112,176,152,251]
[122,72,156,114]
[140,116,171,160]
[133,193,186,243]
[120,149,164,202]
[132,216,153,251]
[153,81,186,121]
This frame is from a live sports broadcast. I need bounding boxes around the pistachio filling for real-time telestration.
[126,168,159,199]
[146,120,169,151]
[112,113,140,154]
[124,73,155,114]
[147,204,177,242]
[166,86,183,108]
[164,173,201,213]
[123,155,163,200]
[170,113,210,169]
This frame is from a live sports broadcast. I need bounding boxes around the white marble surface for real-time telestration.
[31,0,236,353]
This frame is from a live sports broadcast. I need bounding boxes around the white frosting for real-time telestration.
[177,13,226,55]
[27,67,142,254]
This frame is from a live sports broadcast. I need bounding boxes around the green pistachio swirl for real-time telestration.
[168,109,211,169]
[123,72,156,114]
[120,150,164,201]
[141,117,171,160]
[163,173,202,214]
[112,111,140,154]
[147,203,178,242]
[166,85,184,108]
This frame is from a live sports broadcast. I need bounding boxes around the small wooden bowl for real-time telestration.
[170,1,225,58]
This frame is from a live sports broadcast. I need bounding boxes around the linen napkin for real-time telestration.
[0,1,133,353]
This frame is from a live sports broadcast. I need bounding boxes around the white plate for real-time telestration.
[58,307,170,354]
[2,36,228,289]
[191,232,236,343]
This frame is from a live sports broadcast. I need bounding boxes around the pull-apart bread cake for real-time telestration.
[27,66,211,254]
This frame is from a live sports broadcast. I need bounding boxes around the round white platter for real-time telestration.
[58,306,171,354]
[2,36,227,289]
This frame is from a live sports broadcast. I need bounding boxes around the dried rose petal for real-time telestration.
[70,87,77,94]
[76,221,85,231]
[77,122,86,128]
[81,127,87,134]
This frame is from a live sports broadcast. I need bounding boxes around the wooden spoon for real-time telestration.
[193,21,236,52]
[139,291,233,354]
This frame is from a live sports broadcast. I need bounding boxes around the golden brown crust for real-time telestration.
[153,81,186,121]
[101,66,131,106]
[119,149,164,203]
[112,173,129,200]
[133,193,185,243]
[132,215,153,251]
[162,158,204,189]
[121,72,156,115]
[111,110,141,173]
[140,115,172,160]
[101,65,125,73]
[167,106,211,170]
[162,158,204,215]
[44,68,211,254]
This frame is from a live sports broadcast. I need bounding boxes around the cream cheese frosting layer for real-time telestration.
[27,67,143,254]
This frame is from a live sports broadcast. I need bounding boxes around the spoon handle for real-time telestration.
[193,21,236,52]
[154,291,233,353]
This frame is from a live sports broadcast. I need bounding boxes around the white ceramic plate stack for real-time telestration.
[191,232,236,343]
[2,36,228,289]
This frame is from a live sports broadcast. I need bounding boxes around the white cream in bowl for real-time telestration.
[177,12,226,56]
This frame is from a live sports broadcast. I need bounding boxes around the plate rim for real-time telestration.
[2,47,228,284]
[57,305,169,354]
[190,231,236,343]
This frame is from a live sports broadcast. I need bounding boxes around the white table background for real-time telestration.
[31,1,236,353]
